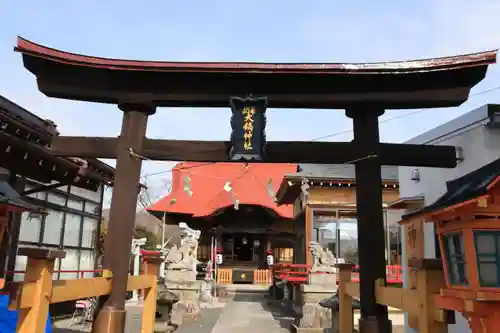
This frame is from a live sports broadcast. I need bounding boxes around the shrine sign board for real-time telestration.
[229,97,267,161]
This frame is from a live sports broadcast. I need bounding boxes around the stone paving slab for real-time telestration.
[210,293,291,333]
[174,308,224,333]
[52,303,147,333]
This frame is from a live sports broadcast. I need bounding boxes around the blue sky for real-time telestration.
[1,0,499,204]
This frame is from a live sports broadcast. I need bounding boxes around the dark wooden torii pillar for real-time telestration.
[347,108,390,331]
[93,104,155,331]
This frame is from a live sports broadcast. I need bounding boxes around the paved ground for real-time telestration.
[52,302,150,333]
[210,293,292,333]
[52,293,405,333]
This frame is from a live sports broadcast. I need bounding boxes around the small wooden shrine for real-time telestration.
[275,164,400,267]
[401,158,500,333]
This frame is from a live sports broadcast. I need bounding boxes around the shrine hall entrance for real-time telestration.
[222,234,260,265]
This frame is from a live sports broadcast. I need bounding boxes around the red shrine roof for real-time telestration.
[147,162,296,218]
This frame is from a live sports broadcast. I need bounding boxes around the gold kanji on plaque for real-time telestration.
[242,106,255,150]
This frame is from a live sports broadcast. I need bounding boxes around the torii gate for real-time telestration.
[14,37,496,333]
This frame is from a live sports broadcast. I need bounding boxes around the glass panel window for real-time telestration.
[67,198,84,211]
[58,185,69,193]
[42,210,64,245]
[84,202,99,215]
[477,234,496,254]
[69,185,101,202]
[24,184,46,201]
[13,255,26,282]
[47,192,66,206]
[59,249,79,280]
[19,212,41,243]
[82,217,98,248]
[444,233,468,286]
[53,258,61,280]
[474,231,500,287]
[63,213,82,247]
[79,250,96,278]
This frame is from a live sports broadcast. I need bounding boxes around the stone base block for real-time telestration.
[309,273,338,287]
[292,326,359,333]
[292,324,327,333]
[296,285,338,330]
[298,302,332,329]
[164,278,201,324]
[169,299,200,326]
[165,269,196,283]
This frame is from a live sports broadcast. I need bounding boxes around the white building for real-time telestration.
[0,94,113,283]
[13,182,106,281]
[398,104,500,333]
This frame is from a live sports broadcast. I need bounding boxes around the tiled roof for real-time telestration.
[403,157,500,219]
[147,162,296,218]
[290,164,398,181]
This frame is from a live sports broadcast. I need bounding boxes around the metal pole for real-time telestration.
[131,242,140,301]
[214,238,218,298]
[160,212,166,278]
[385,210,390,266]
[335,210,339,265]
[336,227,341,262]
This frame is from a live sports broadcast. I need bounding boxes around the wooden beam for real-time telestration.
[8,275,152,310]
[51,136,458,168]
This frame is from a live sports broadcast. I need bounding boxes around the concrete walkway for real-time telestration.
[210,293,291,333]
[53,292,293,333]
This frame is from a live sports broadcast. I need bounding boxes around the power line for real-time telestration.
[312,85,500,141]
[140,84,500,178]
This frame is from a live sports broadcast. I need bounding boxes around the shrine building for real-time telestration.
[275,163,402,267]
[0,94,114,287]
[148,162,402,284]
[147,162,297,284]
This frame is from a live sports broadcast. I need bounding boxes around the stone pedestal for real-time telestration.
[294,277,338,332]
[164,270,201,326]
[309,272,337,287]
[165,269,197,283]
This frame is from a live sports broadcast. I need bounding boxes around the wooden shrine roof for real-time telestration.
[403,158,500,219]
[14,37,497,109]
[147,162,296,218]
[276,164,399,205]
[0,94,114,190]
[0,169,41,212]
[293,164,398,181]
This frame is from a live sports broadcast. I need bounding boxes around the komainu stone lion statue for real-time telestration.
[165,227,200,272]
[309,241,337,273]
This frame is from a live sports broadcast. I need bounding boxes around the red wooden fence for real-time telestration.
[271,263,403,285]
